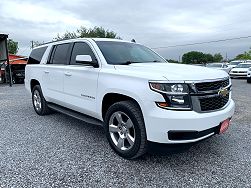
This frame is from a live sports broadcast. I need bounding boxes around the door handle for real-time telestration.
[64,72,72,76]
[44,71,49,74]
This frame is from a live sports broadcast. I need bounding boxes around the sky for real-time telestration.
[1,0,251,60]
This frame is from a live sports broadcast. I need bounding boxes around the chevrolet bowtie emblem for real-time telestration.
[218,87,229,97]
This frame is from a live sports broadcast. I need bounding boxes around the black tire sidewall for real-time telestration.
[104,101,146,159]
[247,77,251,83]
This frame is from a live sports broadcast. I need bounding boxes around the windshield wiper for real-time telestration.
[117,60,162,65]
[118,61,141,65]
[147,60,162,62]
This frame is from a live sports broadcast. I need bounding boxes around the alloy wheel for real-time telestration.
[108,111,135,151]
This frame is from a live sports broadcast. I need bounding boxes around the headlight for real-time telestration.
[248,67,251,71]
[149,82,192,110]
[149,82,189,94]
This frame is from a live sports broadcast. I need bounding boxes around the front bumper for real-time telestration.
[144,99,235,144]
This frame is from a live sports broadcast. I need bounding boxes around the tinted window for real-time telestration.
[70,42,96,65]
[27,46,47,64]
[95,41,165,65]
[52,43,70,65]
[206,63,222,68]
[230,61,241,65]
[236,63,251,68]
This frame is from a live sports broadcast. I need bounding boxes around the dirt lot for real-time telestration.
[0,79,250,187]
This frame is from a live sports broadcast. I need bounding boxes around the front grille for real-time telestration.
[195,79,229,92]
[199,94,229,111]
[232,71,247,73]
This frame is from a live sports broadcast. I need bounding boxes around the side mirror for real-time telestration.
[76,55,92,63]
[75,55,99,68]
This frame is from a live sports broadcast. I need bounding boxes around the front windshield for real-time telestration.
[235,64,251,68]
[206,63,222,68]
[230,61,241,65]
[95,41,166,65]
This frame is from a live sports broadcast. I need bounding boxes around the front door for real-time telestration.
[63,42,100,117]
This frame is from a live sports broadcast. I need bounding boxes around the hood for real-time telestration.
[114,63,228,81]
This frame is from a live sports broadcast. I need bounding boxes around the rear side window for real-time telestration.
[51,43,70,65]
[70,42,97,65]
[27,46,47,64]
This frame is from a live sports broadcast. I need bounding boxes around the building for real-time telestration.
[0,54,27,84]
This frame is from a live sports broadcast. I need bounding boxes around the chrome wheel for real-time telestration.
[109,111,135,151]
[33,90,42,111]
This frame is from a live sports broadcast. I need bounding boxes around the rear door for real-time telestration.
[44,43,71,104]
[63,41,100,117]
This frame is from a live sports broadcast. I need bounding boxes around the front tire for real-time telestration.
[247,77,251,83]
[32,85,52,115]
[104,100,147,159]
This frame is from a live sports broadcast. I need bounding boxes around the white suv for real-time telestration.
[25,38,235,159]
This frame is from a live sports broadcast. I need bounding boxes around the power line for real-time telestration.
[152,35,251,49]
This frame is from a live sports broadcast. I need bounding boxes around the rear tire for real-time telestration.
[32,85,52,115]
[104,100,147,159]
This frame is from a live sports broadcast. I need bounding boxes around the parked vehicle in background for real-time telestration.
[228,60,245,69]
[206,63,231,73]
[229,63,251,78]
[247,67,251,83]
[25,38,235,159]
[12,65,25,84]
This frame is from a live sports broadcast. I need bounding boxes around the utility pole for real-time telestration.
[31,41,34,49]
[225,52,228,61]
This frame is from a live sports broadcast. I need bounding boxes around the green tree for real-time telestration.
[54,26,121,41]
[54,31,78,41]
[235,50,251,60]
[7,39,18,54]
[182,51,205,64]
[213,53,223,62]
[182,51,223,64]
[204,53,214,63]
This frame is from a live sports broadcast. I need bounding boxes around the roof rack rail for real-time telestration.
[39,38,78,46]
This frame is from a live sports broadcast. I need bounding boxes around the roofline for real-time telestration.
[34,37,130,48]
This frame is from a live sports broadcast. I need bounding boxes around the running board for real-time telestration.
[48,103,103,126]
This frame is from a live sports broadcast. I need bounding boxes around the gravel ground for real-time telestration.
[0,79,250,187]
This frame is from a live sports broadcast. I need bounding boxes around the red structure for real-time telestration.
[0,54,27,83]
[9,54,27,65]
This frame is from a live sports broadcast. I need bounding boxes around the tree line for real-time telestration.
[181,51,223,64]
